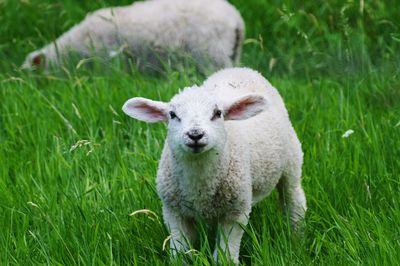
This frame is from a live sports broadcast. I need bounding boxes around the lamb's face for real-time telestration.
[122,85,268,156]
[167,88,226,155]
[21,50,47,70]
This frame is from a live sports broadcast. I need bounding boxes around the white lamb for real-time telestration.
[122,68,307,264]
[22,0,244,72]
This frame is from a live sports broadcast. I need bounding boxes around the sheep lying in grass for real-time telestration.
[22,0,244,72]
[122,68,307,264]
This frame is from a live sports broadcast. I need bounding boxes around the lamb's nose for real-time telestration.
[187,130,204,141]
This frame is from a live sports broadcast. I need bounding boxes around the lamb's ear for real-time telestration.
[224,94,267,120]
[122,97,168,123]
[32,53,46,68]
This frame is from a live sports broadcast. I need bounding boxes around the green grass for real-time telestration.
[1,0,399,265]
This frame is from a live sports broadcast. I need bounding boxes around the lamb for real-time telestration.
[22,0,244,73]
[122,67,307,264]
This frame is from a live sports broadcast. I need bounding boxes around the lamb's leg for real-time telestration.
[277,175,307,230]
[213,215,248,265]
[163,206,197,256]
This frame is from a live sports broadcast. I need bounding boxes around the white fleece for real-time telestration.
[22,0,245,72]
[122,68,307,264]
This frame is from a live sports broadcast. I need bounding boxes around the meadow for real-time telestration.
[0,0,399,265]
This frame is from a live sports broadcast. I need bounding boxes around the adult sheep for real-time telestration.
[22,0,244,73]
[122,68,307,264]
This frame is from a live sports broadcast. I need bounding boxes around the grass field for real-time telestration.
[1,0,399,265]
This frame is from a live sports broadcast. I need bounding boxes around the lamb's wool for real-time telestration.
[122,68,307,264]
[22,0,244,72]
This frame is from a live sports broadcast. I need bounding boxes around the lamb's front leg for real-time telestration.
[163,206,197,257]
[213,214,248,264]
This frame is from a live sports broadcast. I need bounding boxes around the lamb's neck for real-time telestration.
[172,145,230,188]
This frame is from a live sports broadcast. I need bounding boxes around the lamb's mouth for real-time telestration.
[186,142,207,153]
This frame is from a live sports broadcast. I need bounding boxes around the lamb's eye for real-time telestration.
[169,111,178,120]
[212,109,222,120]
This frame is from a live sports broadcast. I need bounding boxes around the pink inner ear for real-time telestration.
[136,103,165,120]
[32,55,43,66]
[228,98,255,117]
